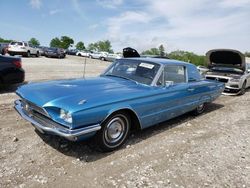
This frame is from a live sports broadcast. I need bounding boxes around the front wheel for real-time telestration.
[239,81,246,95]
[95,112,131,152]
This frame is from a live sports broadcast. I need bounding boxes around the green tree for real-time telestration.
[0,37,12,43]
[87,40,113,53]
[50,37,61,48]
[158,44,165,56]
[168,50,206,66]
[50,36,74,49]
[97,40,113,53]
[245,51,250,57]
[60,36,74,49]
[141,48,160,55]
[87,43,98,51]
[76,41,85,51]
[29,37,40,46]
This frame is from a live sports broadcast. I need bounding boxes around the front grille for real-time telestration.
[21,99,49,117]
[206,77,229,83]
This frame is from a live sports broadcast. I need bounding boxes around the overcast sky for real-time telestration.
[1,0,250,54]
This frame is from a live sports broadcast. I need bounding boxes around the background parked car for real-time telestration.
[197,65,209,76]
[76,50,90,57]
[36,46,49,56]
[44,47,66,58]
[66,49,78,55]
[89,51,108,60]
[8,41,40,57]
[0,55,25,88]
[205,49,250,95]
[105,53,122,62]
[0,43,8,55]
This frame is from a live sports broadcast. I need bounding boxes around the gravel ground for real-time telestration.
[0,55,249,188]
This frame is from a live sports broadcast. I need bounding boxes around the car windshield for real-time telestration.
[211,66,243,74]
[102,59,160,85]
[10,42,23,46]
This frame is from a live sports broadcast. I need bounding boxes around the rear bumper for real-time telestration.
[2,68,25,85]
[14,100,101,141]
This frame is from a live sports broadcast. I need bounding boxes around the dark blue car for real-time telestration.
[14,58,224,151]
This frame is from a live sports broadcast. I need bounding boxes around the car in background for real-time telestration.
[205,49,250,95]
[66,49,78,56]
[8,41,40,57]
[0,43,8,55]
[76,50,90,57]
[44,47,66,58]
[197,65,209,76]
[105,53,122,62]
[0,55,25,88]
[89,51,108,61]
[14,57,224,151]
[36,46,49,56]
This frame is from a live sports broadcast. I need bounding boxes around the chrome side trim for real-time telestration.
[14,100,101,141]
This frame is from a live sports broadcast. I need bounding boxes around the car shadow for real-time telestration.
[36,102,224,162]
[0,82,27,94]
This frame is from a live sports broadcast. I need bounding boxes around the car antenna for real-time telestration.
[83,56,87,79]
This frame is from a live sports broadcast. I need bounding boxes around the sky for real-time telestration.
[1,0,250,54]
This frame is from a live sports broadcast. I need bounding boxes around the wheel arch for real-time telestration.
[102,108,142,131]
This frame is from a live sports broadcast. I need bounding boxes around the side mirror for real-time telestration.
[165,81,174,87]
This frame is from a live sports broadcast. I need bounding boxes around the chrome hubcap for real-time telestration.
[105,117,126,144]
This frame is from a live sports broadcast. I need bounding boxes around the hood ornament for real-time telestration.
[78,99,87,105]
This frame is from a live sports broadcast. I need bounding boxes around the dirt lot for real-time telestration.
[0,55,250,188]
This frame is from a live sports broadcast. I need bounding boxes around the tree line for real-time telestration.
[1,36,249,65]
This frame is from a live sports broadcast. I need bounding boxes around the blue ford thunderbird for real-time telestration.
[14,58,224,151]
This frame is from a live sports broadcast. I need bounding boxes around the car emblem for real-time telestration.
[78,99,86,105]
[215,78,219,81]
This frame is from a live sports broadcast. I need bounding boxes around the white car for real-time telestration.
[8,41,40,57]
[76,50,90,57]
[205,49,250,95]
[105,53,122,62]
[89,51,108,61]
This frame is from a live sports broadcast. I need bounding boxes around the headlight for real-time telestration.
[59,109,72,124]
[230,78,240,82]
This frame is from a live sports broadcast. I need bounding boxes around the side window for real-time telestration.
[164,65,186,84]
[24,43,28,47]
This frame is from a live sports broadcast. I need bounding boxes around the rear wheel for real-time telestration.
[36,51,40,57]
[101,57,105,61]
[192,103,206,115]
[239,81,246,95]
[95,112,131,152]
[78,54,82,56]
[26,51,30,57]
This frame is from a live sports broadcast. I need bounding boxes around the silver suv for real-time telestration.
[8,41,40,57]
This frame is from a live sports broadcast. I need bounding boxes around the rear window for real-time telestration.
[10,42,23,46]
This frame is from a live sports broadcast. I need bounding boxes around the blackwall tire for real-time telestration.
[192,103,206,116]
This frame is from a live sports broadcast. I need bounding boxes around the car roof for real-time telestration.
[121,57,192,66]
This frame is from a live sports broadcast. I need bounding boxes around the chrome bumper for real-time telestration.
[14,100,101,141]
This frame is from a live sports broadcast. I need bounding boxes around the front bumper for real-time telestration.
[223,86,241,95]
[14,100,101,141]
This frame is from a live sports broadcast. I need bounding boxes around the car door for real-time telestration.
[140,65,192,128]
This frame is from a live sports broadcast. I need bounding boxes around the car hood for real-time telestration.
[206,49,246,71]
[16,76,151,113]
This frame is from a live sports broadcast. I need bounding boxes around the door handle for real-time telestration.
[187,88,194,92]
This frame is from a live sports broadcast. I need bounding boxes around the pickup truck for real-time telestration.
[8,41,40,57]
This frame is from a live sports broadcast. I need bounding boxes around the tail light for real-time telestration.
[13,60,22,68]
